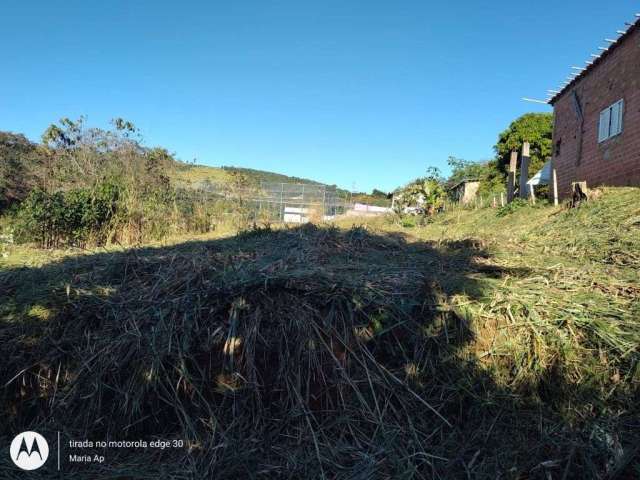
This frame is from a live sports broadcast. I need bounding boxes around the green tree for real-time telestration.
[494,112,553,179]
[0,132,42,211]
[447,156,505,196]
[447,157,485,185]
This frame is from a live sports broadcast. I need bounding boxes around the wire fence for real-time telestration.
[176,181,351,224]
[176,179,515,226]
[441,192,508,212]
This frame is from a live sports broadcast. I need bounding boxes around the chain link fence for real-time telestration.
[176,181,351,224]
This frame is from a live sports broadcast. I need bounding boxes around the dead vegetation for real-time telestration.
[1,188,639,479]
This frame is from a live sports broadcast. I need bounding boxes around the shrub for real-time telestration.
[401,216,416,228]
[14,182,120,248]
[496,198,530,217]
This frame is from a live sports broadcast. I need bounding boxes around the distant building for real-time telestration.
[449,179,480,205]
[548,14,640,197]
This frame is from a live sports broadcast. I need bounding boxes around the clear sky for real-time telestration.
[2,1,638,192]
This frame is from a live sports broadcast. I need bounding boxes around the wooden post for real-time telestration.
[519,142,530,199]
[507,150,517,202]
[529,185,536,204]
[500,192,505,207]
[550,158,559,206]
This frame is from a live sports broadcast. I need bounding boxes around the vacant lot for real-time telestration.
[1,188,639,479]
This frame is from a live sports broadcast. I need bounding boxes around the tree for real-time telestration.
[447,156,485,185]
[447,156,505,196]
[371,189,388,198]
[0,132,42,211]
[494,113,553,179]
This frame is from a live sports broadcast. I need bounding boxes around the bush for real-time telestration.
[401,216,416,228]
[496,198,530,217]
[394,178,447,216]
[15,182,120,248]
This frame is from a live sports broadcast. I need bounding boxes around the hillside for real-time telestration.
[173,163,334,189]
[173,164,389,204]
[1,187,638,478]
[0,126,339,203]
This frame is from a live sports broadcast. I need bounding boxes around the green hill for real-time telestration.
[175,163,338,188]
[173,163,391,205]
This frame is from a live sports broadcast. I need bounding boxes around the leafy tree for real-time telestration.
[425,166,444,183]
[0,132,42,211]
[494,113,553,179]
[447,157,485,185]
[446,156,505,196]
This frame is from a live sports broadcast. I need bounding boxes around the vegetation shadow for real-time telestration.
[0,224,637,479]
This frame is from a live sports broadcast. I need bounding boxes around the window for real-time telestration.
[598,99,624,142]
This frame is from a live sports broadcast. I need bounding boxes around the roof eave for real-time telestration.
[548,16,640,105]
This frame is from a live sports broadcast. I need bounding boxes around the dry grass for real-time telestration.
[172,164,231,187]
[1,188,639,478]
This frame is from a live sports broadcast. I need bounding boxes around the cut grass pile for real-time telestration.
[1,188,639,479]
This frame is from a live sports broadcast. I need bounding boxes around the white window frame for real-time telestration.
[598,99,624,143]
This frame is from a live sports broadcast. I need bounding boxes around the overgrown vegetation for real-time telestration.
[0,118,273,248]
[392,168,448,216]
[446,156,505,196]
[352,188,392,207]
[14,183,120,248]
[393,112,553,219]
[2,187,638,478]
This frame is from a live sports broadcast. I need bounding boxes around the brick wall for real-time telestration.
[551,25,640,198]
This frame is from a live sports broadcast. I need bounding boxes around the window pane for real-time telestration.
[599,108,610,142]
[615,99,624,135]
[610,102,620,136]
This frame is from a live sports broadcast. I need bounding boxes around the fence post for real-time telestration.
[322,187,326,219]
[519,142,530,199]
[551,158,559,206]
[280,183,284,221]
[507,150,517,202]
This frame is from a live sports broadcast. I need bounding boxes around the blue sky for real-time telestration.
[2,1,638,192]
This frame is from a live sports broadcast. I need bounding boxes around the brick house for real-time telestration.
[549,15,640,198]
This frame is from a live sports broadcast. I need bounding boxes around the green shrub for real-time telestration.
[496,198,530,217]
[401,216,416,228]
[14,182,120,248]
